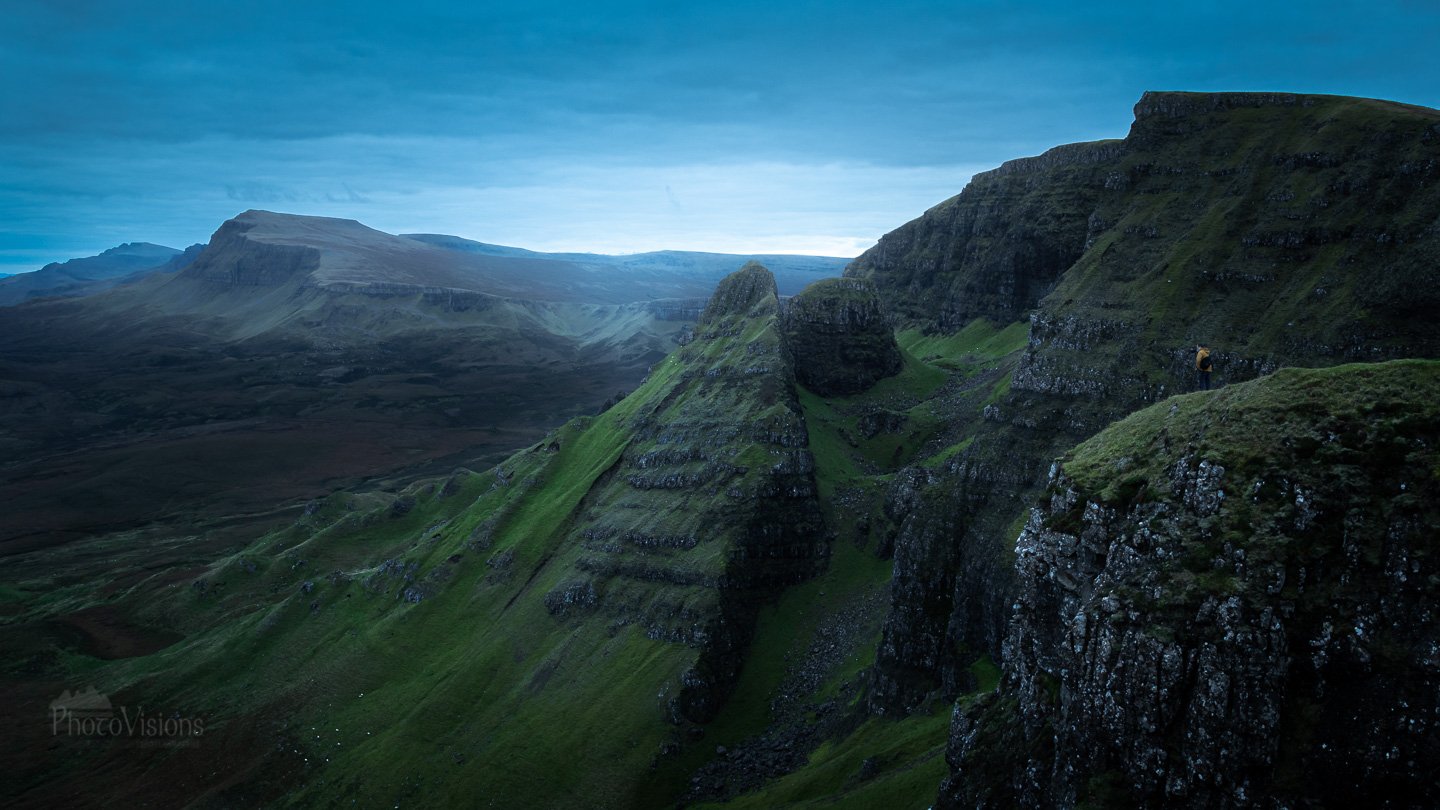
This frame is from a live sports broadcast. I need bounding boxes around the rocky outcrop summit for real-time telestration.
[781,277,903,395]
[549,262,825,721]
[942,360,1440,808]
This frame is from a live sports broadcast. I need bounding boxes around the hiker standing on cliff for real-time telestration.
[1195,345,1214,390]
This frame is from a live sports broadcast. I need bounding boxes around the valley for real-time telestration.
[3,91,1439,809]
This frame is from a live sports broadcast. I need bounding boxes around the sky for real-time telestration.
[2,1,1438,274]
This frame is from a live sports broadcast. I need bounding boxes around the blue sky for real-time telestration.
[2,1,1438,273]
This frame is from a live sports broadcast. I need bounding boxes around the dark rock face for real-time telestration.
[701,261,781,323]
[551,262,826,723]
[181,216,322,287]
[781,278,903,396]
[855,91,1440,721]
[942,361,1440,808]
[845,140,1120,331]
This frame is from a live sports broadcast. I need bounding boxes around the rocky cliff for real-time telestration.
[942,360,1440,808]
[852,91,1440,722]
[552,261,826,721]
[781,277,903,395]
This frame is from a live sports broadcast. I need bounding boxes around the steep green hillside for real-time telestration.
[1,264,837,808]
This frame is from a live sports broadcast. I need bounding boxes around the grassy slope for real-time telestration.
[1062,359,1440,499]
[4,353,698,807]
[673,319,1028,809]
[6,269,877,808]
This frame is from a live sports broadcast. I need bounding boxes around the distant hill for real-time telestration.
[0,209,845,556]
[0,242,188,306]
[169,209,846,305]
[404,232,851,297]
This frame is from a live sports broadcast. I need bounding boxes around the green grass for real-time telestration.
[1050,358,1440,623]
[921,435,974,469]
[898,318,1030,369]
[1062,359,1440,498]
[0,582,29,604]
[854,346,949,402]
[691,711,952,810]
[968,654,1001,694]
[795,343,957,482]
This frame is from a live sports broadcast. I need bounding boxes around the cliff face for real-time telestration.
[552,261,826,721]
[781,277,903,395]
[180,214,324,287]
[943,361,1440,808]
[1013,91,1440,414]
[853,91,1440,719]
[845,140,1120,330]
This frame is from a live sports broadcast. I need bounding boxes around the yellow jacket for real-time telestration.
[1195,348,1212,371]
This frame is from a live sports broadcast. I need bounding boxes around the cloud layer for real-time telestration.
[3,0,1438,271]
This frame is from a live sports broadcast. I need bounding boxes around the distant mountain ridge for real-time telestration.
[0,209,847,556]
[174,209,846,304]
[1,213,849,309]
[0,241,194,306]
[404,232,850,296]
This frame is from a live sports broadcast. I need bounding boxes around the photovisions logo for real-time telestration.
[50,687,204,746]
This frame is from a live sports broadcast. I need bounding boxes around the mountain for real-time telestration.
[404,232,852,297]
[3,92,1439,809]
[0,210,842,557]
[1,262,837,806]
[849,89,1440,715]
[0,242,187,306]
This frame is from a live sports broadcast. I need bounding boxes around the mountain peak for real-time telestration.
[699,261,778,324]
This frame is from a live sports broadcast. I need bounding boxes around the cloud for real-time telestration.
[1,1,1437,271]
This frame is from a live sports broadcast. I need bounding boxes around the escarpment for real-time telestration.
[852,91,1440,718]
[942,361,1440,809]
[180,213,323,287]
[781,277,903,395]
[845,139,1117,331]
[545,261,826,722]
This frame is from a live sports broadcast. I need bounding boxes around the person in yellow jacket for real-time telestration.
[1195,345,1214,390]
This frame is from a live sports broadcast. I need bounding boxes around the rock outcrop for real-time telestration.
[853,91,1440,719]
[781,277,903,396]
[553,262,826,721]
[942,360,1440,809]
